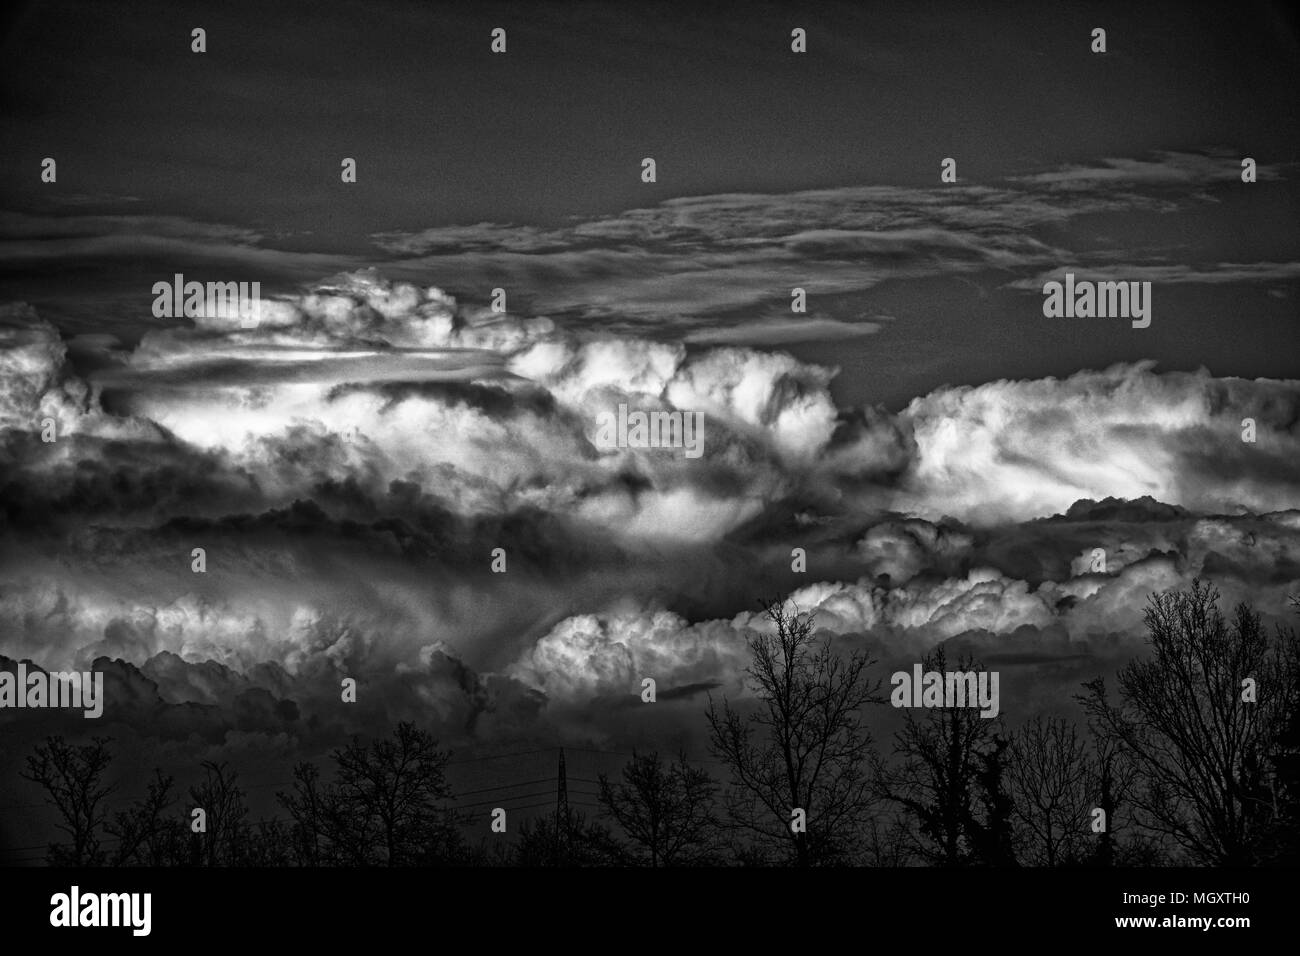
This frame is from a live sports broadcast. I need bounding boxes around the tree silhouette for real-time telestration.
[22,735,115,866]
[106,768,181,867]
[707,599,883,865]
[597,749,720,866]
[965,732,1018,865]
[189,761,249,866]
[875,646,998,866]
[862,812,913,866]
[281,760,334,865]
[1007,715,1092,866]
[1082,721,1165,865]
[242,819,294,866]
[279,721,461,866]
[1259,593,1300,863]
[1080,580,1299,865]
[514,809,619,866]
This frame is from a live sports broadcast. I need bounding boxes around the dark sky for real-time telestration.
[2,0,1298,406]
[4,0,1298,228]
[2,1,1299,852]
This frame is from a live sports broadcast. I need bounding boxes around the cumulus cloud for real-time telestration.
[4,276,1298,542]
[0,573,547,745]
[507,512,1299,718]
[1,263,1297,752]
[503,568,1072,709]
[0,306,96,432]
[854,518,975,585]
[893,362,1300,523]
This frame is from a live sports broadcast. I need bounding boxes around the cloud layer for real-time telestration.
[1,267,1297,757]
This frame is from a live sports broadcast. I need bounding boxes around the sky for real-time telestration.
[0,0,1298,855]
[2,0,1298,405]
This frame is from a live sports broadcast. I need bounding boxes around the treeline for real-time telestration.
[13,580,1300,866]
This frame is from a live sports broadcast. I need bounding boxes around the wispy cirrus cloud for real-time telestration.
[684,314,887,346]
[1007,261,1300,290]
[1008,149,1292,189]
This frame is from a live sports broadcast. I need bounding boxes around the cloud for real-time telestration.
[0,307,94,431]
[506,609,752,703]
[506,507,1299,720]
[41,194,144,208]
[501,566,1092,709]
[684,315,884,346]
[1008,150,1292,189]
[893,362,1300,523]
[0,210,352,275]
[360,157,1296,339]
[4,278,1298,547]
[0,574,548,745]
[368,186,1086,334]
[1007,262,1300,290]
[1,264,1297,752]
[853,517,975,585]
[8,151,1295,345]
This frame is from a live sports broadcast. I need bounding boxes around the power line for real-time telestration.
[447,747,559,766]
[452,776,557,798]
[562,745,730,766]
[453,790,556,811]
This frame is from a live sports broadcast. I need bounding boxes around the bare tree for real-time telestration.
[106,769,178,867]
[965,732,1017,866]
[875,646,998,866]
[1084,725,1161,865]
[242,819,294,866]
[707,599,884,865]
[1264,594,1300,863]
[189,761,249,866]
[597,749,719,866]
[280,721,460,866]
[1008,715,1092,866]
[22,735,115,866]
[514,809,619,867]
[863,812,914,866]
[1080,580,1299,865]
[281,760,334,865]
